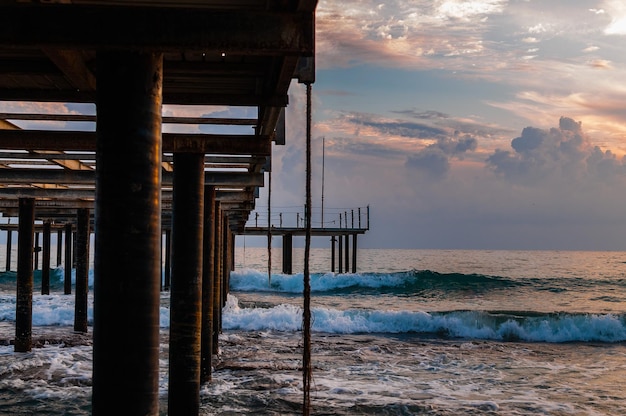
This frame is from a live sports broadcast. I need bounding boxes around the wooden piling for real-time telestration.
[168,152,205,415]
[201,186,216,383]
[92,50,163,416]
[64,222,72,295]
[331,236,336,273]
[344,235,349,273]
[41,221,51,295]
[338,235,343,273]
[56,229,62,267]
[34,232,40,270]
[164,228,171,291]
[15,197,34,352]
[74,208,89,333]
[5,229,11,272]
[212,202,222,354]
[352,234,358,273]
[282,233,293,274]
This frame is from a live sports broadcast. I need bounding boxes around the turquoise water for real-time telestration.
[1,248,626,414]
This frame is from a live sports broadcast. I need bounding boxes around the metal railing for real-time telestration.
[246,205,370,230]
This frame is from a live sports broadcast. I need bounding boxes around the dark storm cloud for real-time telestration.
[486,117,626,184]
[392,108,514,139]
[330,137,409,159]
[405,148,450,179]
[405,134,478,179]
[356,118,448,139]
[392,109,449,120]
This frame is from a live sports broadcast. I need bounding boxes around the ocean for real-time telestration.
[1,247,626,415]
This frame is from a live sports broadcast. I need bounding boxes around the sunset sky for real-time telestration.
[253,0,626,250]
[3,0,626,250]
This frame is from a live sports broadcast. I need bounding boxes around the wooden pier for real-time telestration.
[0,2,318,415]
[240,206,370,273]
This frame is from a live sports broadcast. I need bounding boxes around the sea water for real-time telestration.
[1,248,626,414]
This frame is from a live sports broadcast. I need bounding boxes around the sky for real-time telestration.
[254,0,626,250]
[3,0,626,251]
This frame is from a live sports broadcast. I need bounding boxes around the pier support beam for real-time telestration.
[5,229,11,272]
[41,221,51,295]
[212,201,222,355]
[201,186,216,383]
[168,152,205,415]
[163,228,171,291]
[56,229,62,267]
[74,208,90,333]
[282,233,293,274]
[92,50,163,416]
[338,235,343,273]
[344,235,349,273]
[352,234,358,273]
[34,232,40,270]
[15,197,34,353]
[330,236,336,273]
[64,222,72,295]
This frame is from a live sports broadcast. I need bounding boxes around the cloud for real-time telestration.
[486,116,626,185]
[602,0,626,35]
[315,0,506,70]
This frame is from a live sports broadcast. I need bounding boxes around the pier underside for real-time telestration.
[0,1,317,414]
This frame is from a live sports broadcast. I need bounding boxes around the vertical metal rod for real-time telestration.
[15,197,34,353]
[74,208,90,333]
[321,136,325,228]
[302,81,313,416]
[92,50,162,416]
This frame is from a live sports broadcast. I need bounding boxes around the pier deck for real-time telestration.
[0,1,318,414]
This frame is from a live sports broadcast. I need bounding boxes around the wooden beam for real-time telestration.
[0,169,264,187]
[0,89,288,107]
[0,6,315,56]
[0,130,271,154]
[0,113,257,126]
[43,49,97,91]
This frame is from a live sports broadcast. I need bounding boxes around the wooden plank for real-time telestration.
[0,130,271,154]
[0,168,264,186]
[0,113,257,125]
